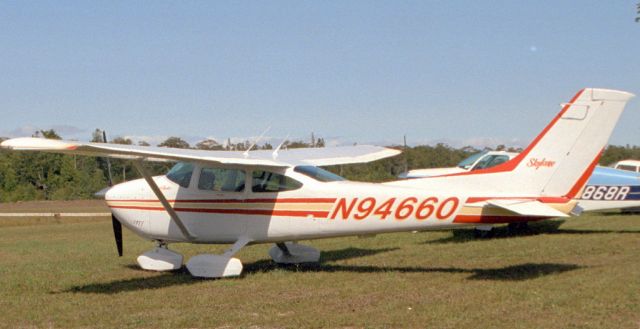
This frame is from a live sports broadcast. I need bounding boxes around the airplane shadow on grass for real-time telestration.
[243,260,581,282]
[61,247,581,294]
[425,219,640,244]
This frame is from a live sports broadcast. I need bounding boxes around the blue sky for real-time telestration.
[1,1,638,148]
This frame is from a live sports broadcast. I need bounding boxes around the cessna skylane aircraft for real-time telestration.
[0,88,634,278]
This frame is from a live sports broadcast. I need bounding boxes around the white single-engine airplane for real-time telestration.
[0,88,634,278]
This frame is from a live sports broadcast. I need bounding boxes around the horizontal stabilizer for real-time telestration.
[487,199,569,218]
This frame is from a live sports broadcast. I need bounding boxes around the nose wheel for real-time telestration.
[186,237,251,278]
[136,241,183,272]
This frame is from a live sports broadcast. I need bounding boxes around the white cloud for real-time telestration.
[1,124,85,139]
[122,135,170,146]
[366,136,525,149]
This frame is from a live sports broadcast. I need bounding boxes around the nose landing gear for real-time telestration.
[185,237,251,278]
[136,241,183,272]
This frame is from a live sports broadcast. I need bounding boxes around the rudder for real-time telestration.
[507,88,634,197]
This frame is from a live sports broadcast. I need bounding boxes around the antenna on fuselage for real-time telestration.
[243,126,271,158]
[272,134,290,160]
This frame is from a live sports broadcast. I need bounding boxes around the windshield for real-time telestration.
[457,151,488,169]
[166,162,194,188]
[294,166,345,182]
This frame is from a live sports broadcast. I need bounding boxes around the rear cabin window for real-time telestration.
[252,170,302,193]
[616,165,639,173]
[198,168,246,192]
[294,166,345,182]
[166,162,194,188]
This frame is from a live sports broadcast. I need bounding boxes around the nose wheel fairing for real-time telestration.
[137,246,183,271]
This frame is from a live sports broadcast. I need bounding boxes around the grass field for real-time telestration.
[0,201,639,328]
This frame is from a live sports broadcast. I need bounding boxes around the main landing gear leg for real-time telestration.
[507,222,530,234]
[269,241,320,264]
[137,241,183,272]
[473,225,495,239]
[186,237,252,278]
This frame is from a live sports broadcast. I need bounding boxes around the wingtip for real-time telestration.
[0,139,11,149]
[386,147,403,157]
[0,137,80,151]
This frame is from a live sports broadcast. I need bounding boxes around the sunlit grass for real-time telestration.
[0,207,639,328]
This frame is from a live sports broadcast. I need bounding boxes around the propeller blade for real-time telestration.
[102,130,114,187]
[112,214,123,257]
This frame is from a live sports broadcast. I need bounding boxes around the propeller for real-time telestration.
[102,130,113,187]
[112,214,123,257]
[102,130,122,257]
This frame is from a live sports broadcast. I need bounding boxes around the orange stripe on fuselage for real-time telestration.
[106,198,337,204]
[108,205,329,218]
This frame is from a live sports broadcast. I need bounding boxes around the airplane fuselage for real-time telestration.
[106,166,476,244]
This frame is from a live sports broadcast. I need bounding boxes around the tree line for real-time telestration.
[0,129,638,202]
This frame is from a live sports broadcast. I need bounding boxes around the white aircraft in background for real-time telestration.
[1,88,634,278]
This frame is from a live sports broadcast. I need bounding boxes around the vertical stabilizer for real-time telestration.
[490,88,634,197]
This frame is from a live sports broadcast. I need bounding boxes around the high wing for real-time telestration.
[0,137,401,168]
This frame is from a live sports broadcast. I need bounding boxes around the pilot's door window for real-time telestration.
[193,167,247,236]
[198,168,246,192]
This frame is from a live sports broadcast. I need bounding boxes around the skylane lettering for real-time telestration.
[329,197,459,221]
[527,158,556,170]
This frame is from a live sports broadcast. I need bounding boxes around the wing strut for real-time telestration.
[132,160,196,241]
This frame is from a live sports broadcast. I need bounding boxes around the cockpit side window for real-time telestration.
[472,155,510,171]
[252,170,302,193]
[198,168,246,192]
[457,151,488,169]
[616,165,638,173]
[166,162,194,188]
[488,155,510,168]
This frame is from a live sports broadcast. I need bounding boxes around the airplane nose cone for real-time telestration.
[104,178,150,201]
[105,181,133,201]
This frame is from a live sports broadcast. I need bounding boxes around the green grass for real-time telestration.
[0,207,639,328]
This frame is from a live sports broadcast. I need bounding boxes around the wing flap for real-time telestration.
[486,199,569,217]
